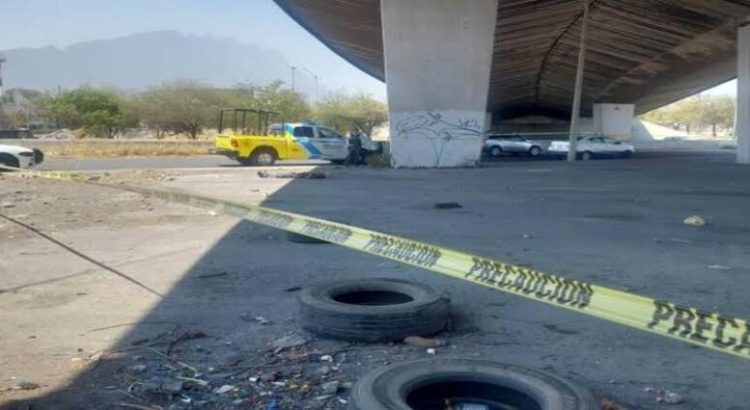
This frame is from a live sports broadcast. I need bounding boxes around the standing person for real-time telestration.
[359,129,378,163]
[345,128,363,166]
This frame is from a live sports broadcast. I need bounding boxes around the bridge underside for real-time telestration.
[275,0,749,119]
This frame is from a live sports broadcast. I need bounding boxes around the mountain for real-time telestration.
[0,31,294,91]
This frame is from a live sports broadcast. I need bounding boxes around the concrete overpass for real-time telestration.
[275,0,750,167]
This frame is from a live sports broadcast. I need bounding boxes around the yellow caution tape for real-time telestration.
[3,164,750,361]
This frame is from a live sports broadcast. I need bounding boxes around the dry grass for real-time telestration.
[45,141,212,159]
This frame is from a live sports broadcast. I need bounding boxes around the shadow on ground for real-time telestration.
[4,152,750,409]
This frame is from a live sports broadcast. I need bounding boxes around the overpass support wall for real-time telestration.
[593,103,635,140]
[381,0,498,167]
[738,23,750,164]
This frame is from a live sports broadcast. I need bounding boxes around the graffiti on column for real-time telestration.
[394,111,482,167]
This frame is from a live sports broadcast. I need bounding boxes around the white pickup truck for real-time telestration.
[548,136,635,160]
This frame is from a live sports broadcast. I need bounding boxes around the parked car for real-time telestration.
[0,144,44,169]
[548,136,635,160]
[483,135,543,157]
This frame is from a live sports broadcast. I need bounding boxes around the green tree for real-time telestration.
[234,81,311,123]
[641,94,736,137]
[41,87,135,138]
[135,81,233,139]
[313,91,387,134]
[699,95,734,137]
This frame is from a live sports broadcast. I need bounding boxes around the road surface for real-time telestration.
[39,156,331,171]
[37,150,735,171]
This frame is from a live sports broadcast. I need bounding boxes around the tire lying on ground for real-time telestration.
[285,231,329,244]
[297,278,450,342]
[350,358,597,410]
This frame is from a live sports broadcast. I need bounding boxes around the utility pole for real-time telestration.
[301,67,320,101]
[290,65,297,92]
[0,55,6,99]
[567,0,590,162]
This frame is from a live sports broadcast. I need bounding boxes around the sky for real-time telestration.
[0,0,736,102]
[0,0,387,99]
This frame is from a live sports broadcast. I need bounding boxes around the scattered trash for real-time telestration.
[658,390,684,404]
[403,336,447,348]
[337,398,348,405]
[266,394,280,410]
[213,384,235,394]
[452,403,488,410]
[271,334,308,353]
[86,176,101,182]
[207,210,218,217]
[255,316,272,325]
[601,397,626,410]
[285,286,302,292]
[644,387,684,405]
[426,348,437,355]
[127,364,148,374]
[321,380,340,395]
[708,264,731,270]
[683,215,706,227]
[249,377,259,383]
[261,371,281,382]
[434,202,463,210]
[258,170,328,179]
[198,271,228,279]
[320,354,334,362]
[316,365,331,375]
[522,233,532,239]
[13,381,40,390]
[138,378,184,396]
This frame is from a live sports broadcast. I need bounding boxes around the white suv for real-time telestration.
[0,144,44,169]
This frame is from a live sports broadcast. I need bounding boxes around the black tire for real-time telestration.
[488,145,502,157]
[298,278,450,342]
[285,231,329,244]
[581,151,592,161]
[529,145,542,157]
[0,153,20,171]
[350,359,597,410]
[240,147,277,166]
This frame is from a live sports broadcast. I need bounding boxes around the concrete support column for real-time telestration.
[592,103,635,139]
[737,23,750,164]
[381,0,498,167]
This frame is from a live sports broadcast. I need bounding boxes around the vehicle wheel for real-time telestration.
[248,148,277,166]
[297,278,450,342]
[488,146,502,157]
[529,145,542,157]
[285,231,329,244]
[581,151,592,161]
[350,359,597,410]
[0,153,20,171]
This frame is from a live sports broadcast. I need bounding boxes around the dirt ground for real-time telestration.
[1,154,750,409]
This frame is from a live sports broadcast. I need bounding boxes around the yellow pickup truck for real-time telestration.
[213,108,349,166]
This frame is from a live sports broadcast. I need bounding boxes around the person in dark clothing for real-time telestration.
[345,129,363,166]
